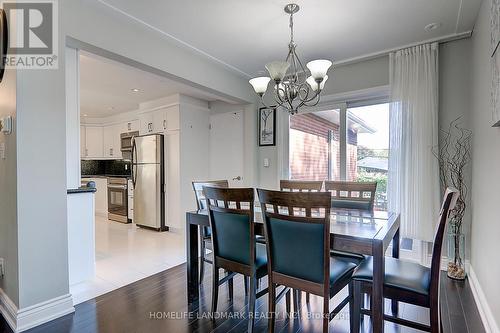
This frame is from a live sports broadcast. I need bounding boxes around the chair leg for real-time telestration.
[430,302,440,333]
[268,282,277,333]
[348,283,355,333]
[244,276,249,296]
[391,299,398,315]
[322,296,329,333]
[352,281,362,333]
[286,289,291,314]
[293,289,300,313]
[227,270,234,301]
[247,275,257,333]
[199,231,206,285]
[211,266,219,317]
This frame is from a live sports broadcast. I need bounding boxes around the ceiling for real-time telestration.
[98,0,482,77]
[80,52,223,118]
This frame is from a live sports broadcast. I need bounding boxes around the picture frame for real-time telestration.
[258,106,276,146]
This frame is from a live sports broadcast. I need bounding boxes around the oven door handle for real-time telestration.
[108,185,127,190]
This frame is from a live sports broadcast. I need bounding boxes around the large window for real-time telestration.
[347,103,389,210]
[289,102,389,210]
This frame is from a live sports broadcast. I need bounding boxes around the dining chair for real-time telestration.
[351,188,459,333]
[324,181,377,210]
[280,179,323,192]
[204,186,290,333]
[192,180,229,286]
[257,189,360,333]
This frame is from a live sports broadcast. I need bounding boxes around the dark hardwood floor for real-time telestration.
[0,263,485,333]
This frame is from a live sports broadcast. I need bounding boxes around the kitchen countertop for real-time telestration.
[82,175,131,179]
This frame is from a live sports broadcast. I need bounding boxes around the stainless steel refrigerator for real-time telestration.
[131,134,167,231]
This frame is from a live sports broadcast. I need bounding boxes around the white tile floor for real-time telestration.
[70,215,186,305]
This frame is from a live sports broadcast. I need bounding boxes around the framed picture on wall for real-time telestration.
[258,106,276,146]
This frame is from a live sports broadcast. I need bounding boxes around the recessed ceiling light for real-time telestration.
[424,23,441,32]
[83,114,88,117]
[131,88,140,92]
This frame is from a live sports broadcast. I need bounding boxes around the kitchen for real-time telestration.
[70,51,214,303]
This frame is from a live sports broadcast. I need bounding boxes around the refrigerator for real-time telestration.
[131,134,167,231]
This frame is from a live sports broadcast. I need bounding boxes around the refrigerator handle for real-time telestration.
[131,137,138,188]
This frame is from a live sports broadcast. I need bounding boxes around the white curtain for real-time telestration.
[387,43,441,242]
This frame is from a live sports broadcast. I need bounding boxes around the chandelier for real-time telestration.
[249,3,332,115]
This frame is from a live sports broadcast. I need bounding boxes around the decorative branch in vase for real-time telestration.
[433,118,472,280]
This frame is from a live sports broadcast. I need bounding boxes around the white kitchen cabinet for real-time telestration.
[166,106,180,130]
[153,109,167,133]
[80,125,86,157]
[139,113,154,135]
[85,126,104,158]
[103,125,114,158]
[125,120,140,132]
[103,124,122,159]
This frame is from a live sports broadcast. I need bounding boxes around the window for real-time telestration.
[289,109,341,181]
[347,103,389,210]
[289,102,389,211]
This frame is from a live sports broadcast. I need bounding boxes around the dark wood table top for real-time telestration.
[187,208,398,241]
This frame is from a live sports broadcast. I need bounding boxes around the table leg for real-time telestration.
[391,228,400,315]
[372,240,385,333]
[186,216,199,303]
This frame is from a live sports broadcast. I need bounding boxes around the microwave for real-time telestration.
[120,131,139,160]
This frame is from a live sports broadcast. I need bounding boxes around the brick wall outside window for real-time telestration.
[289,113,358,181]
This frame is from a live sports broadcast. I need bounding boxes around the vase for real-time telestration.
[447,231,466,280]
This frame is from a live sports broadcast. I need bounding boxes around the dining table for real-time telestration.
[185,207,400,333]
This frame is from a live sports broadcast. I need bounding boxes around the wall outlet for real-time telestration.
[0,258,4,278]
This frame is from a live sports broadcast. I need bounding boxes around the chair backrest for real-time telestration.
[192,180,229,210]
[429,188,459,300]
[324,181,377,210]
[204,186,255,269]
[257,189,332,295]
[280,180,323,192]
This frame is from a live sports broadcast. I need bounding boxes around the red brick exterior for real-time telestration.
[289,113,358,181]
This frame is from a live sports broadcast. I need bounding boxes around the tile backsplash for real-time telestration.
[81,160,131,176]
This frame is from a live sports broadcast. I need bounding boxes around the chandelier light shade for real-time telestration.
[249,77,271,95]
[306,60,333,80]
[249,3,333,114]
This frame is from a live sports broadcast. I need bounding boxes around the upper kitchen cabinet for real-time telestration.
[166,106,180,130]
[153,109,167,133]
[125,120,140,132]
[84,126,104,158]
[102,125,122,159]
[139,113,154,135]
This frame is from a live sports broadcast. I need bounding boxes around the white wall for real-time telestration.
[469,0,500,329]
[438,38,473,260]
[0,66,19,307]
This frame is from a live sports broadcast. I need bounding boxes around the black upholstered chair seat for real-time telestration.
[352,256,431,295]
[330,250,366,263]
[329,257,357,291]
[331,199,371,210]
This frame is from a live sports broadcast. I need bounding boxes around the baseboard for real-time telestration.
[0,289,75,332]
[468,266,500,333]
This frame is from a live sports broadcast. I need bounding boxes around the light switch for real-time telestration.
[263,158,270,167]
[0,143,5,159]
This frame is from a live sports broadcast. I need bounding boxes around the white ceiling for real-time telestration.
[98,0,482,77]
[80,52,223,118]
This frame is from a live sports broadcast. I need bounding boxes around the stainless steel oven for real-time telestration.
[108,177,129,223]
[120,131,139,160]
